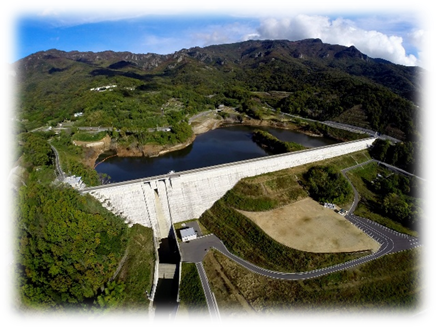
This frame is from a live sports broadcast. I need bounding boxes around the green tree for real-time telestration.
[303,166,352,204]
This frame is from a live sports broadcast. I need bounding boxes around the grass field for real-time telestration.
[223,150,372,212]
[199,150,377,273]
[203,248,422,314]
[239,197,380,253]
[72,131,108,142]
[201,199,371,274]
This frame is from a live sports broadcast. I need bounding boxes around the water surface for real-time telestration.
[95,125,338,183]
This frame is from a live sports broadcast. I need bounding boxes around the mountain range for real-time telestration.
[14,38,423,141]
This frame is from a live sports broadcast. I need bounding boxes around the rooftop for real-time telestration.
[180,227,196,239]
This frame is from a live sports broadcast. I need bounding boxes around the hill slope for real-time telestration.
[13,39,422,141]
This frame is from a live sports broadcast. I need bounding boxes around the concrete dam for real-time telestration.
[82,137,376,239]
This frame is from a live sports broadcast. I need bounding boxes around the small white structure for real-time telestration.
[64,175,85,190]
[180,227,197,242]
[90,85,117,92]
[74,112,83,118]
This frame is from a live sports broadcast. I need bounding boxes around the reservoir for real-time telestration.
[95,125,338,182]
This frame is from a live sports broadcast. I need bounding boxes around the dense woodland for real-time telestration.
[302,165,353,205]
[16,183,128,309]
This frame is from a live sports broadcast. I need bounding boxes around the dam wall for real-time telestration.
[84,137,376,236]
[165,137,374,223]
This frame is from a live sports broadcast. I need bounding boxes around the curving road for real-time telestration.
[182,217,419,281]
[180,160,421,279]
[178,159,422,318]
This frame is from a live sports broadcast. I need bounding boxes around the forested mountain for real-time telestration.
[14,38,422,141]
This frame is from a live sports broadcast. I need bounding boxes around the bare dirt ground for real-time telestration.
[73,134,112,168]
[191,118,223,135]
[238,197,380,253]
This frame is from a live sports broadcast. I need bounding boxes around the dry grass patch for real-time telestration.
[238,197,380,253]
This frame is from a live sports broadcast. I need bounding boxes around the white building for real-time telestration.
[180,227,197,242]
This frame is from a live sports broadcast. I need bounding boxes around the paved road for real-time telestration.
[49,142,65,181]
[341,159,375,213]
[376,161,425,181]
[276,110,401,143]
[180,220,419,281]
[178,159,422,318]
[195,262,220,320]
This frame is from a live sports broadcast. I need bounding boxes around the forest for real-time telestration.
[16,182,128,309]
[3,120,154,323]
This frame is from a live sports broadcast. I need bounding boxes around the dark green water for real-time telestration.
[95,125,338,182]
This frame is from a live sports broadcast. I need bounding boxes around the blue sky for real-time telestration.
[8,1,428,67]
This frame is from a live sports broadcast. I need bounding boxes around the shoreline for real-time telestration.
[83,116,325,169]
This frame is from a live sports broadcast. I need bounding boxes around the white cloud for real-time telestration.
[139,35,180,55]
[189,22,256,47]
[203,3,218,10]
[38,6,54,16]
[407,29,427,68]
[39,8,60,17]
[253,15,420,66]
[41,4,185,27]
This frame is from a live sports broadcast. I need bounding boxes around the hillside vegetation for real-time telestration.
[16,182,129,310]
[203,248,421,314]
[252,129,306,154]
[14,39,421,144]
[199,152,373,273]
[14,131,155,312]
[346,162,422,236]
